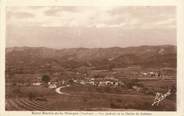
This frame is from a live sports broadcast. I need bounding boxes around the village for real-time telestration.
[29,68,172,92]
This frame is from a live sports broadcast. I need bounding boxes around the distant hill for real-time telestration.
[6,45,176,74]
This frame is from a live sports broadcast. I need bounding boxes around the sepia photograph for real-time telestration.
[5,5,177,111]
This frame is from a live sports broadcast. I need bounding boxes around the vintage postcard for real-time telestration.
[0,0,184,116]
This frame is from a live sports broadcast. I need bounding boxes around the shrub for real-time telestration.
[41,75,50,83]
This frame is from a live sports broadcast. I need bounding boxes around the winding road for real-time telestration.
[55,85,70,95]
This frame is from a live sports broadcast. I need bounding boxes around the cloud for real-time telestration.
[7,11,35,19]
[6,6,176,29]
[6,6,176,48]
[107,6,176,29]
[44,6,82,16]
[154,18,176,25]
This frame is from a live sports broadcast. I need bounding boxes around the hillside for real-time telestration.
[6,45,176,74]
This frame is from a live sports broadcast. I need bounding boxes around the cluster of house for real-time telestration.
[32,77,125,89]
[72,78,125,88]
[48,81,58,88]
[141,71,162,78]
[32,81,59,89]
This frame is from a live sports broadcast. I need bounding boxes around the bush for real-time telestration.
[41,75,50,83]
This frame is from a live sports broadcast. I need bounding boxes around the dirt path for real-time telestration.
[55,85,70,95]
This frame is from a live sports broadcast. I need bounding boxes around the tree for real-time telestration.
[41,75,50,83]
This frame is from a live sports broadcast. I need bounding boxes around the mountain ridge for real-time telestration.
[6,45,176,74]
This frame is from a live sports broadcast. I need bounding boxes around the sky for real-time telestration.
[6,6,176,48]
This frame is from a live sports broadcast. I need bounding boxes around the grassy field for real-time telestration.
[6,92,176,111]
[6,79,176,111]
